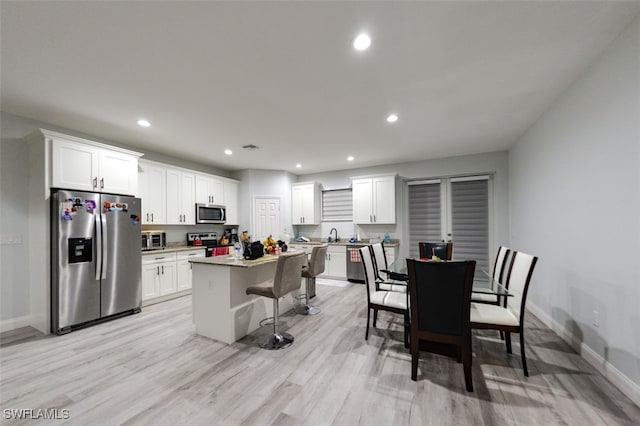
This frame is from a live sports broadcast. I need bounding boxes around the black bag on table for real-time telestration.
[244,241,264,260]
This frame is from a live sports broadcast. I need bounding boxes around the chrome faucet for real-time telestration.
[329,228,338,243]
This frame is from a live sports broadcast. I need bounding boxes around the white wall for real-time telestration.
[509,16,640,399]
[0,139,31,329]
[297,151,510,261]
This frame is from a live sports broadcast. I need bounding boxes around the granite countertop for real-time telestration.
[141,244,208,255]
[288,239,399,247]
[190,254,280,268]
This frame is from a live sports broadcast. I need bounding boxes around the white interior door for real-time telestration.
[254,197,280,242]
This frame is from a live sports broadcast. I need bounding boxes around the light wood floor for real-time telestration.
[1,282,638,425]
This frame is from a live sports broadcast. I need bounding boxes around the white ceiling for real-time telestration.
[2,1,639,174]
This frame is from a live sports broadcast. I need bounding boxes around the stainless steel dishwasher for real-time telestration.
[346,244,368,283]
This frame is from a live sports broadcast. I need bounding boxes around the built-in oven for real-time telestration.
[195,204,226,224]
[346,244,368,283]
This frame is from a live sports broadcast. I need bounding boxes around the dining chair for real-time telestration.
[406,258,476,391]
[418,241,453,260]
[470,251,538,376]
[471,246,511,305]
[370,242,407,293]
[360,246,408,346]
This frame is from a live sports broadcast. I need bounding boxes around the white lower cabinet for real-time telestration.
[142,250,207,303]
[142,252,177,301]
[142,263,161,300]
[176,249,206,291]
[158,262,177,296]
[321,245,347,279]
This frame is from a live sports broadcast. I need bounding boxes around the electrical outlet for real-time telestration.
[592,310,599,328]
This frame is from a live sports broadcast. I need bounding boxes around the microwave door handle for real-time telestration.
[95,214,102,280]
[222,208,225,222]
[101,214,108,279]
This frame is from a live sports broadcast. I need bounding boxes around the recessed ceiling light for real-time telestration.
[295,164,302,168]
[137,119,151,127]
[353,33,371,51]
[224,149,233,155]
[347,156,355,162]
[386,114,398,123]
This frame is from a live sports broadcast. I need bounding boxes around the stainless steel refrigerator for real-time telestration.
[51,189,142,334]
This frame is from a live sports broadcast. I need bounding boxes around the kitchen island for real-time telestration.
[190,253,304,344]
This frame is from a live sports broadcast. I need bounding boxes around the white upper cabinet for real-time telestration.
[51,139,97,192]
[166,168,195,224]
[195,174,224,205]
[49,133,140,196]
[98,149,139,195]
[223,180,238,225]
[291,182,320,225]
[352,175,396,224]
[138,160,166,225]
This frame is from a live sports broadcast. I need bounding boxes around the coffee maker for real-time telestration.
[227,228,239,244]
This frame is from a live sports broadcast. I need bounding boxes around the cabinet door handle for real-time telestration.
[93,177,98,188]
[156,266,160,275]
[161,265,164,274]
[146,213,149,222]
[373,215,376,223]
[100,178,104,189]
[151,213,154,222]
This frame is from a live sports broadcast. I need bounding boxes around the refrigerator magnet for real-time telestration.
[61,203,73,221]
[85,200,96,211]
[130,214,140,224]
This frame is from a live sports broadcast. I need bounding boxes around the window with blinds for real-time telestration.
[407,176,490,271]
[450,178,489,272]
[408,181,441,258]
[322,188,352,221]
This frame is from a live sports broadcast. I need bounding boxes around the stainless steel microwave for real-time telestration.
[196,204,226,224]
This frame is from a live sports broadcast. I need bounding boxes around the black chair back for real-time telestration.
[407,259,475,336]
[418,242,453,260]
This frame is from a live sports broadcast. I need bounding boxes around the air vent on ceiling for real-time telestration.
[242,144,260,151]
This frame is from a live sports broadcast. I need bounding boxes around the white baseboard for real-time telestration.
[0,315,34,333]
[527,302,640,407]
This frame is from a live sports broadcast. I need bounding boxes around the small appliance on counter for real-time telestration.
[226,228,239,244]
[141,231,167,251]
[187,232,231,257]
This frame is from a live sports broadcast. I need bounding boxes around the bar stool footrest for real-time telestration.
[294,305,321,315]
[259,332,294,350]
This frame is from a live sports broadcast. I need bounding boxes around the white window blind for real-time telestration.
[322,188,352,221]
[408,182,441,258]
[450,179,489,272]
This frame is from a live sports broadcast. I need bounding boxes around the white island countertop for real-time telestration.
[190,254,281,268]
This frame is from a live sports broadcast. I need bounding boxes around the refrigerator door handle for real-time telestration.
[95,214,102,280]
[101,214,108,280]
